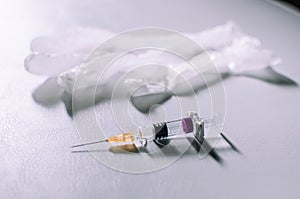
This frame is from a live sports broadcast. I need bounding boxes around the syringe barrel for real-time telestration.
[138,117,195,140]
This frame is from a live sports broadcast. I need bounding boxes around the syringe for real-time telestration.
[70,111,202,148]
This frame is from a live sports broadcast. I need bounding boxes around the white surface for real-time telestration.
[0,0,300,198]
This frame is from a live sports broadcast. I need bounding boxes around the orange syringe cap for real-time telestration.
[107,131,135,143]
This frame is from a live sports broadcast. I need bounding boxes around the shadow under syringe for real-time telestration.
[71,132,241,165]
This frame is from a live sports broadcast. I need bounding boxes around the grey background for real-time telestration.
[0,0,300,198]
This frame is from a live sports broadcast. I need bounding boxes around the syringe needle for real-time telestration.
[70,139,108,148]
[70,132,135,148]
